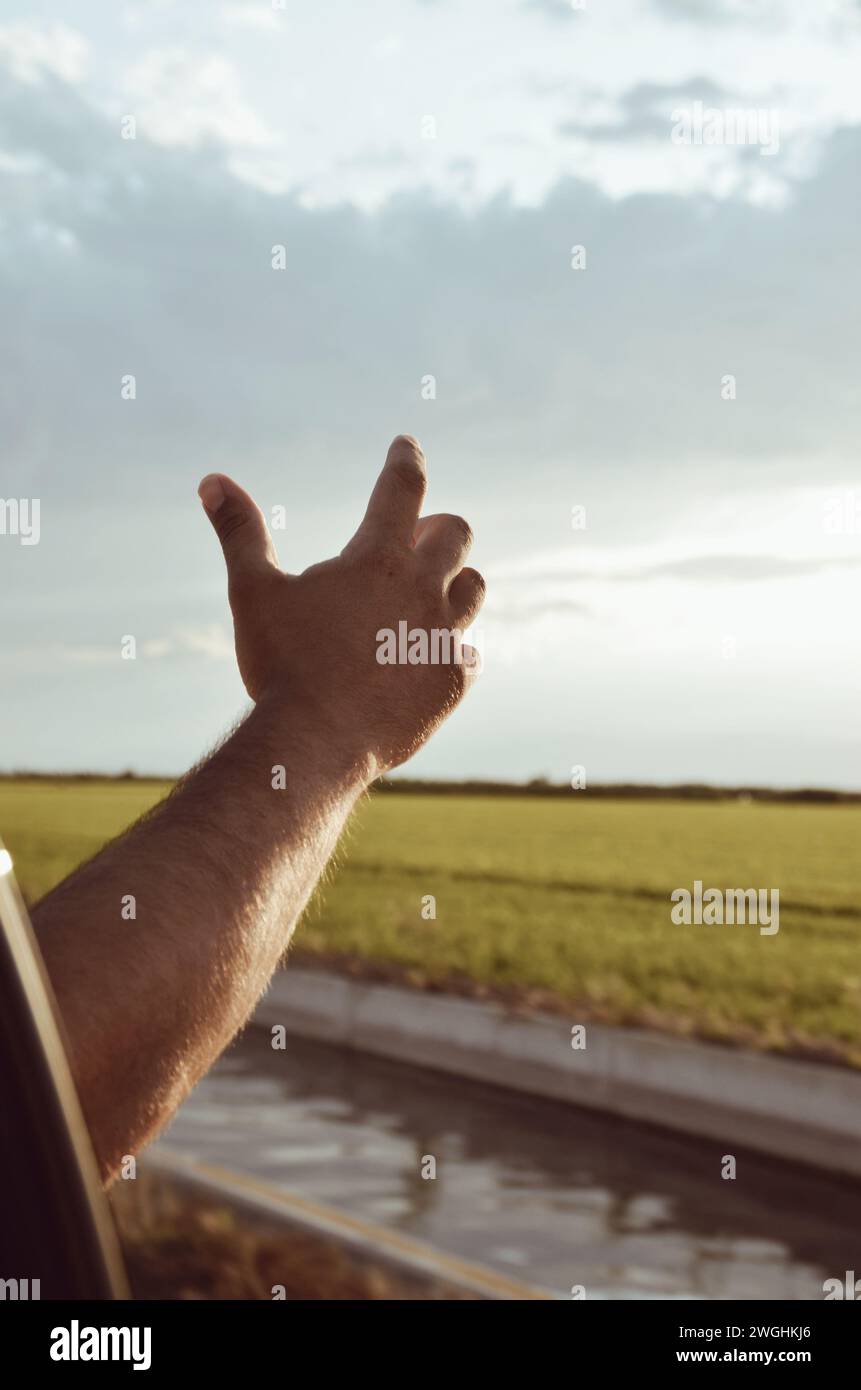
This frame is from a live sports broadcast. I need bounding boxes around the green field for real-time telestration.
[3,779,860,1066]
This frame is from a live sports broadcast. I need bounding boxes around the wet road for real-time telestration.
[155,1027,861,1299]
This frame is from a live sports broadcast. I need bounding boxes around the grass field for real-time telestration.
[3,778,860,1066]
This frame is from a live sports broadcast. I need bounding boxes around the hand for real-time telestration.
[198,436,485,777]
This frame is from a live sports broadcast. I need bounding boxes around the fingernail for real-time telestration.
[198,475,225,512]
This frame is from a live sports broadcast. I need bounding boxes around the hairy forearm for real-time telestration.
[28,433,482,1185]
[32,695,373,1183]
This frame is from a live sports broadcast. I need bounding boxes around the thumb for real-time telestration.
[198,473,279,581]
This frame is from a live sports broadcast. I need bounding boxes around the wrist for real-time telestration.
[251,687,380,792]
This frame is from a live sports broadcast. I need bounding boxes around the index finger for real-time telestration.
[351,435,428,548]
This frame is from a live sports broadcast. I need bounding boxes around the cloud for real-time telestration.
[2,26,860,784]
[653,0,860,33]
[123,51,275,149]
[0,22,89,85]
[493,552,861,590]
[620,554,861,583]
[219,3,282,31]
[558,78,733,143]
[173,624,235,660]
[485,595,591,622]
[654,0,789,26]
[336,146,411,171]
[136,626,235,662]
[3,62,861,523]
[522,0,582,18]
[7,627,235,676]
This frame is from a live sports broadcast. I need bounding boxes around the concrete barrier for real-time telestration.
[254,968,861,1180]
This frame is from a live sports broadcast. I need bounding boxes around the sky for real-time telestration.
[1,0,860,786]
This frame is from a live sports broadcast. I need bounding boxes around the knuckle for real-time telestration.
[467,569,486,601]
[415,567,444,601]
[448,515,474,550]
[449,567,485,620]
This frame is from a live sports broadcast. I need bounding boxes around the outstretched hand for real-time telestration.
[198,435,485,776]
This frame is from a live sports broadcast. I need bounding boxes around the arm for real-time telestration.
[32,436,484,1182]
